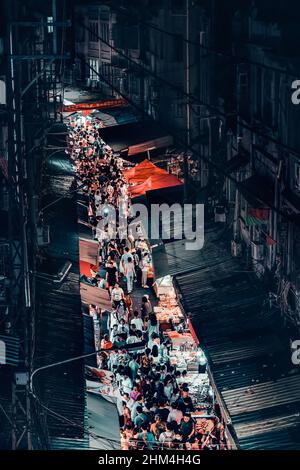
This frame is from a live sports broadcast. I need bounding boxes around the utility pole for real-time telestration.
[5,0,32,449]
[4,0,70,449]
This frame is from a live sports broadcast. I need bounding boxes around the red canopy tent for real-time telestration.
[123,159,165,184]
[129,173,183,198]
[124,159,183,197]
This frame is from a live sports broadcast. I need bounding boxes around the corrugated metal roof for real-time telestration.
[151,211,211,279]
[234,405,300,441]
[238,426,300,450]
[34,139,88,447]
[50,437,89,450]
[94,105,140,128]
[222,375,300,416]
[100,120,172,156]
[174,222,300,449]
[87,393,120,450]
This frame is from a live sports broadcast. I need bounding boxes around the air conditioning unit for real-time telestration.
[231,240,242,258]
[251,241,264,261]
[37,225,50,246]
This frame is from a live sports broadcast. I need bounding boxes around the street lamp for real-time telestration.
[29,348,103,399]
[30,342,146,398]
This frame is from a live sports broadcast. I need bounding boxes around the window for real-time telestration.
[101,23,109,43]
[89,21,99,42]
[47,16,53,34]
[295,163,300,191]
[89,59,99,80]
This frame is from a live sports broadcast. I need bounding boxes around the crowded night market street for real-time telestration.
[2,1,300,460]
[65,109,226,451]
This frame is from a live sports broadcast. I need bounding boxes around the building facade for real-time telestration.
[73,0,300,326]
[223,1,300,328]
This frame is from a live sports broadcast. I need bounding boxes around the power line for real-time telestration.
[76,19,200,108]
[81,58,300,228]
[76,18,300,159]
[111,3,299,80]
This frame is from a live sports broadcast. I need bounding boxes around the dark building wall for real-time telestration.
[72,0,300,327]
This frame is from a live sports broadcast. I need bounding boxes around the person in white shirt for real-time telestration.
[167,402,183,426]
[140,252,150,288]
[127,228,135,250]
[94,190,101,207]
[124,256,135,293]
[116,300,128,323]
[111,283,124,307]
[108,350,118,372]
[159,423,175,446]
[148,332,160,351]
[110,324,119,343]
[122,392,135,412]
[126,333,139,346]
[108,310,120,331]
[120,247,131,274]
[117,319,129,336]
[130,311,144,332]
[121,374,133,395]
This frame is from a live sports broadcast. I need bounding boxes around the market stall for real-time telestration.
[153,274,222,441]
[154,275,184,329]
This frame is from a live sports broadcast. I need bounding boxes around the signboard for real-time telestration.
[62,98,128,113]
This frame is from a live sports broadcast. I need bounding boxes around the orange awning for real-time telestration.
[123,159,165,184]
[129,173,183,198]
[63,98,128,113]
[124,159,183,198]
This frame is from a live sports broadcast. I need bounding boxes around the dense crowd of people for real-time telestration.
[66,112,225,451]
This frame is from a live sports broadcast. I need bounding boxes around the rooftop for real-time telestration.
[172,223,300,449]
